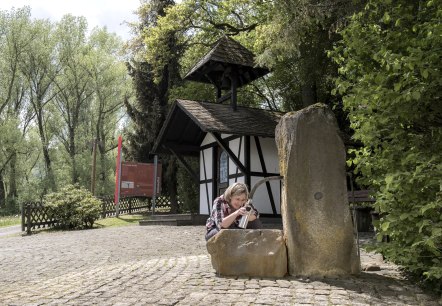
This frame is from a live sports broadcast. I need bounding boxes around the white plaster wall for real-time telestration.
[229,176,244,186]
[201,133,215,146]
[250,137,279,173]
[250,176,281,214]
[228,136,245,174]
[200,147,213,214]
[250,137,261,172]
[259,137,279,174]
[200,148,213,179]
[200,182,213,214]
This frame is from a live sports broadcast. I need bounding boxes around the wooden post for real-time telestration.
[26,203,32,235]
[152,155,158,215]
[230,70,238,111]
[114,136,122,217]
[21,202,25,232]
[129,198,132,214]
[101,199,106,219]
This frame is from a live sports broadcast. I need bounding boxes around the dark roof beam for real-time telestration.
[198,62,226,80]
[168,147,200,184]
[163,142,201,153]
[216,91,231,103]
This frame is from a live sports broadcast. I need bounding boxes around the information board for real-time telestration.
[120,162,162,197]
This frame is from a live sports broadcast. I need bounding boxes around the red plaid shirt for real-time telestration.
[205,195,259,232]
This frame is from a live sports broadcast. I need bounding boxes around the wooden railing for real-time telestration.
[21,202,58,233]
[21,196,177,234]
[347,190,375,203]
[347,190,376,232]
[99,196,151,218]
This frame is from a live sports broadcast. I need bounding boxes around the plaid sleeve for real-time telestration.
[206,196,225,231]
[213,197,224,230]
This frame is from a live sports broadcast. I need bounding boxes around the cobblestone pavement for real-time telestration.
[0,225,440,306]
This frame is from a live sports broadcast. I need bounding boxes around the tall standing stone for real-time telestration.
[275,103,360,277]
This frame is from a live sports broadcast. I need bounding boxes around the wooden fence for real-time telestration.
[21,202,58,233]
[21,196,176,234]
[99,196,151,218]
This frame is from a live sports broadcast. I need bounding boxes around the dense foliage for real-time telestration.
[331,0,442,291]
[44,184,102,229]
[124,0,186,213]
[0,7,131,212]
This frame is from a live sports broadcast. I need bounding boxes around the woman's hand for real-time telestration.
[236,207,248,216]
[237,206,257,221]
[220,206,247,228]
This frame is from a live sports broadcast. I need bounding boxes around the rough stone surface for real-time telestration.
[206,229,287,277]
[275,103,360,277]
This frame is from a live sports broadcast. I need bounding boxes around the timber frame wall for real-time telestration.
[199,133,281,216]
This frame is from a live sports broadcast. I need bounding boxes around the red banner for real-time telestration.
[114,135,122,204]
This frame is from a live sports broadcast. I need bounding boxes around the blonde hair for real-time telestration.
[223,182,249,203]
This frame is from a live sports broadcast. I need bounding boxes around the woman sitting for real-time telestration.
[205,182,262,241]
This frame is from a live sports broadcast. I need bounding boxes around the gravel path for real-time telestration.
[0,225,21,237]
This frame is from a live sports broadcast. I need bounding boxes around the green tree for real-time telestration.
[53,15,94,184]
[0,7,35,211]
[87,28,130,195]
[0,7,132,206]
[254,0,365,114]
[0,7,32,115]
[125,0,183,213]
[20,18,59,192]
[331,0,442,291]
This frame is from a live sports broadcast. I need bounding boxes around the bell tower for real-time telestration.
[184,36,269,110]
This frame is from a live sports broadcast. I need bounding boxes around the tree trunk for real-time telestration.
[43,146,57,191]
[301,82,317,108]
[169,181,178,214]
[99,150,106,196]
[6,152,18,212]
[164,156,179,213]
[0,171,5,209]
[98,132,106,197]
[69,128,78,184]
[36,112,56,192]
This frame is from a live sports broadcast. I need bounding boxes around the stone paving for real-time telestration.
[0,225,440,306]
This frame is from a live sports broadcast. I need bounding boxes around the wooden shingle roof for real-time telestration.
[184,36,269,89]
[152,100,284,156]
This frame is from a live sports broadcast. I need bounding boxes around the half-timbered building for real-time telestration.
[152,36,284,217]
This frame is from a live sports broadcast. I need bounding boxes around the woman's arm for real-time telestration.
[220,207,246,228]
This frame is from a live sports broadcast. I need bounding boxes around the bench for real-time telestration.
[347,190,375,232]
[348,190,375,203]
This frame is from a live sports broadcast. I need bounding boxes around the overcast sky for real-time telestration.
[0,0,142,40]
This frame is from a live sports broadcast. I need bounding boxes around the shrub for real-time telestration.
[44,184,102,229]
[331,0,442,293]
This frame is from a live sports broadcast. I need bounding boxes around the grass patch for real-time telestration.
[0,215,21,228]
[94,214,148,228]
